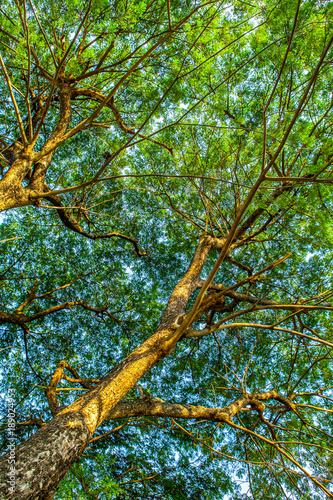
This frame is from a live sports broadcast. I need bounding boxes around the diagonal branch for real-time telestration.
[0,54,28,147]
[46,360,99,416]
[71,89,172,153]
[44,190,147,257]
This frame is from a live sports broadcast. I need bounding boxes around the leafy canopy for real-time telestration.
[1,0,333,498]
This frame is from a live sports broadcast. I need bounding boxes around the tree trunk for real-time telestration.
[0,237,212,499]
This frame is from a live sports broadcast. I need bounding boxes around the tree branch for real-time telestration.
[43,189,147,257]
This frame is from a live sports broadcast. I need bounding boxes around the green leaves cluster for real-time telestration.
[1,0,333,498]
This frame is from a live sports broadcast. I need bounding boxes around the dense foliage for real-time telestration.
[1,0,333,498]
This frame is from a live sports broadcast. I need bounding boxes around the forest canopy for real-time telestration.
[1,0,333,498]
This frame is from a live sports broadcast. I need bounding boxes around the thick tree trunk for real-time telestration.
[0,328,178,499]
[0,237,212,499]
[0,86,71,214]
[0,157,32,212]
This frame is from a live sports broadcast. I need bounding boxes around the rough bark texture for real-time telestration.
[158,236,213,327]
[0,237,212,499]
[104,389,288,424]
[0,413,91,500]
[0,86,71,213]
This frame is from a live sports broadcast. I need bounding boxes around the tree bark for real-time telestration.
[104,389,290,424]
[0,236,213,499]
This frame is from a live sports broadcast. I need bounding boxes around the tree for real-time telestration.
[1,0,333,498]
